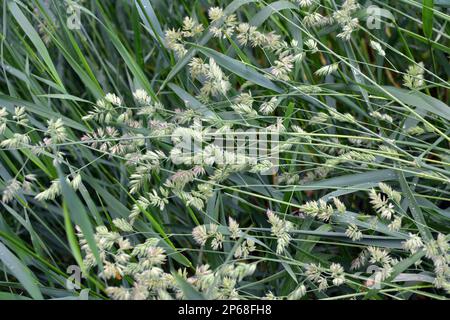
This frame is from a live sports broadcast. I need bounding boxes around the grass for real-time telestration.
[0,0,449,300]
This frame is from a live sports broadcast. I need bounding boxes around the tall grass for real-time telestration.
[0,0,449,300]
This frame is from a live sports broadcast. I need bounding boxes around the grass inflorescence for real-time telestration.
[0,0,449,300]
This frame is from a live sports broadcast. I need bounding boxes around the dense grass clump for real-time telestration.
[0,0,449,300]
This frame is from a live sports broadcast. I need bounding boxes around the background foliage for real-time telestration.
[0,0,449,300]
